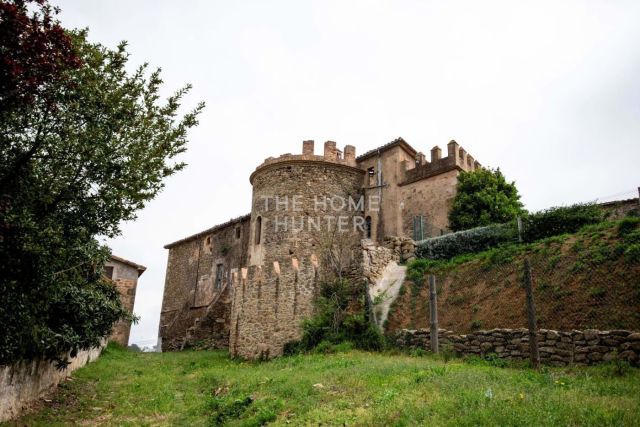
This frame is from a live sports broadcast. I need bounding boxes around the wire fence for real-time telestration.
[413,251,640,366]
[425,253,640,335]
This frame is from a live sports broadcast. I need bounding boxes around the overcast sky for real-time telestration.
[53,0,640,347]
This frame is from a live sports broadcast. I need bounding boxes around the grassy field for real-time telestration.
[8,344,640,426]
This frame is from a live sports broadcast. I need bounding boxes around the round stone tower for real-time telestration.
[248,140,364,269]
[230,140,364,359]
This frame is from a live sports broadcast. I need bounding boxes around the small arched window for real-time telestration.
[365,216,372,239]
[255,216,262,245]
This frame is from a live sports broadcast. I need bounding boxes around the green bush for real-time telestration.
[521,203,603,243]
[285,280,385,354]
[617,217,640,237]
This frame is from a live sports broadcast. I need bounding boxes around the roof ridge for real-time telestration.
[164,213,251,249]
[355,137,417,161]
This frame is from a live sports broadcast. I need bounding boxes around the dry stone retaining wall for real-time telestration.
[362,240,397,283]
[394,328,640,366]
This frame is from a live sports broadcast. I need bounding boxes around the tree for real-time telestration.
[0,0,80,112]
[0,0,204,365]
[448,168,525,232]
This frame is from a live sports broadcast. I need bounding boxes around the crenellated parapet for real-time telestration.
[229,255,321,360]
[401,140,482,185]
[250,140,359,184]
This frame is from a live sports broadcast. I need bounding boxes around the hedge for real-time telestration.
[416,203,605,260]
[416,223,517,260]
[520,203,604,242]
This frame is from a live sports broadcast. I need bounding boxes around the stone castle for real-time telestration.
[159,137,482,358]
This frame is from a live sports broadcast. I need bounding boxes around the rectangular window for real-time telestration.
[413,216,424,241]
[215,264,225,290]
[104,266,114,280]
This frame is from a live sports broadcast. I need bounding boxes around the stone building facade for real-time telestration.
[105,255,146,346]
[159,137,482,357]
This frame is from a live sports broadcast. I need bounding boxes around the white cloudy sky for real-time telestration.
[53,1,640,347]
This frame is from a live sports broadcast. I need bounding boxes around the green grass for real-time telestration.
[9,344,640,426]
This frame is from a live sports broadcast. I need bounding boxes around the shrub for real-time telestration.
[406,258,439,285]
[617,217,640,237]
[415,203,605,262]
[521,203,603,243]
[314,340,336,354]
[287,279,385,354]
[416,223,517,260]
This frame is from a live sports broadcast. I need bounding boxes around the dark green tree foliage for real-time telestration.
[448,168,525,232]
[0,0,203,364]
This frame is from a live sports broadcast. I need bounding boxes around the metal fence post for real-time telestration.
[522,258,540,369]
[428,274,439,354]
[517,216,523,243]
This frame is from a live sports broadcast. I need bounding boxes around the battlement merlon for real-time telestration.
[249,140,361,184]
[231,256,320,287]
[400,140,482,185]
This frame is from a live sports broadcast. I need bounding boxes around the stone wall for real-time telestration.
[230,258,320,359]
[384,237,416,263]
[233,153,364,359]
[393,328,640,366]
[105,256,143,346]
[399,169,459,239]
[357,139,417,240]
[600,198,639,220]
[0,344,104,422]
[361,240,397,283]
[159,215,250,351]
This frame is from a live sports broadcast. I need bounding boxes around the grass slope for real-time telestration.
[8,344,640,426]
[388,219,640,333]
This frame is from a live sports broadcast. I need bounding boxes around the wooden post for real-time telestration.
[428,274,439,354]
[522,258,540,369]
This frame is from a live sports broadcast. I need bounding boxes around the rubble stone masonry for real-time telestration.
[161,138,483,358]
[394,328,640,366]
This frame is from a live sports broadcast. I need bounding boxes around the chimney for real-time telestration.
[430,146,442,163]
[415,152,426,166]
[324,141,338,160]
[344,145,356,165]
[302,140,314,155]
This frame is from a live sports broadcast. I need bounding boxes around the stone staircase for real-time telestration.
[180,283,230,350]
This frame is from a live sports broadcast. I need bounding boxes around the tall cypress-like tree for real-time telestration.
[448,168,525,232]
[0,0,204,364]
